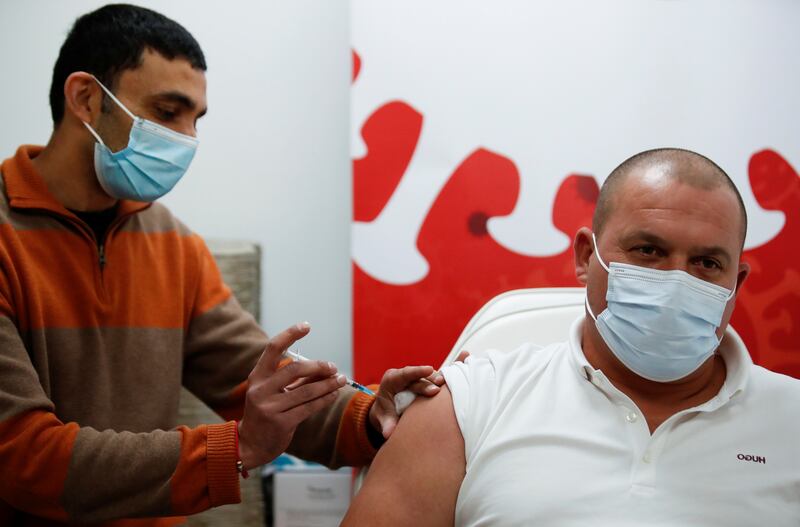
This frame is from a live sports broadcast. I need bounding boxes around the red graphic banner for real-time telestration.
[353,95,800,384]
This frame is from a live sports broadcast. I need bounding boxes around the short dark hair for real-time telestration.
[592,148,748,246]
[49,3,206,125]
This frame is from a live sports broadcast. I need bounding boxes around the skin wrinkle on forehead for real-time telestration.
[635,199,735,232]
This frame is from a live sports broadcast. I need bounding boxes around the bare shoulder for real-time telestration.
[341,387,465,526]
[400,383,462,438]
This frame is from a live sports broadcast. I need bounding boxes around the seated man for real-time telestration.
[343,148,800,526]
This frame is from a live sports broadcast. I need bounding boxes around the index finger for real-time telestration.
[252,322,311,379]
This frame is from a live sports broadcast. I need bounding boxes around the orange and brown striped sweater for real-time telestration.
[0,145,377,526]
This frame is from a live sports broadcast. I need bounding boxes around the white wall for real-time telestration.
[0,1,354,374]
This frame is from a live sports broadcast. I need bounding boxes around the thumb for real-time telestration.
[379,413,398,439]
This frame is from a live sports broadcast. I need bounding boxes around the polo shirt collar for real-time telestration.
[567,315,751,405]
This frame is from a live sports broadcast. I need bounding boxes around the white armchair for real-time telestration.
[354,287,588,494]
[441,287,587,366]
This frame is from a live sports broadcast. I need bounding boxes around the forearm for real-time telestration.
[0,410,241,523]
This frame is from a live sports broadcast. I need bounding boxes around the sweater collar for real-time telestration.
[1,144,150,217]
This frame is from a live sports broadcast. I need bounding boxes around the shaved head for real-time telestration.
[592,148,748,247]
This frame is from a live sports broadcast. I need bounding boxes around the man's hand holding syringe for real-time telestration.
[236,322,450,471]
[285,349,376,396]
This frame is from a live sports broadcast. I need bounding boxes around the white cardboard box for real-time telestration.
[265,457,352,527]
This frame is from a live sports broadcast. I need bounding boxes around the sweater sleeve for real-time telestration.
[0,313,240,522]
[182,235,378,469]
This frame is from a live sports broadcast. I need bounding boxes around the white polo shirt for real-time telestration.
[442,317,800,526]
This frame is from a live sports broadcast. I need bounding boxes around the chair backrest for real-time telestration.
[442,287,586,366]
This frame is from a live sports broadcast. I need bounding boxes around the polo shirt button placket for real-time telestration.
[624,403,658,493]
[630,448,658,494]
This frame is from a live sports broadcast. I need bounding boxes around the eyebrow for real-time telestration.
[621,230,668,247]
[148,91,207,118]
[621,230,733,265]
[690,245,733,266]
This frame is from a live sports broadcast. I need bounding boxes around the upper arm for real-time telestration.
[182,236,265,417]
[341,386,466,527]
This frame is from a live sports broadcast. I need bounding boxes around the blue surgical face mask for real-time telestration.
[585,233,735,383]
[82,75,198,202]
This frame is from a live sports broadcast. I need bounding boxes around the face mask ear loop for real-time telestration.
[82,121,106,146]
[585,231,608,324]
[725,284,737,301]
[584,296,599,322]
[591,232,611,273]
[90,74,138,122]
[715,283,738,347]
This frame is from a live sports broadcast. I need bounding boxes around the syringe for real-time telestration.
[285,350,376,396]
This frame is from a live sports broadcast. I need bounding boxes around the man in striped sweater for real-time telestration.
[0,4,442,525]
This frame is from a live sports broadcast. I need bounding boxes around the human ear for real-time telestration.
[734,260,751,294]
[63,72,103,125]
[718,259,751,339]
[574,227,594,285]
